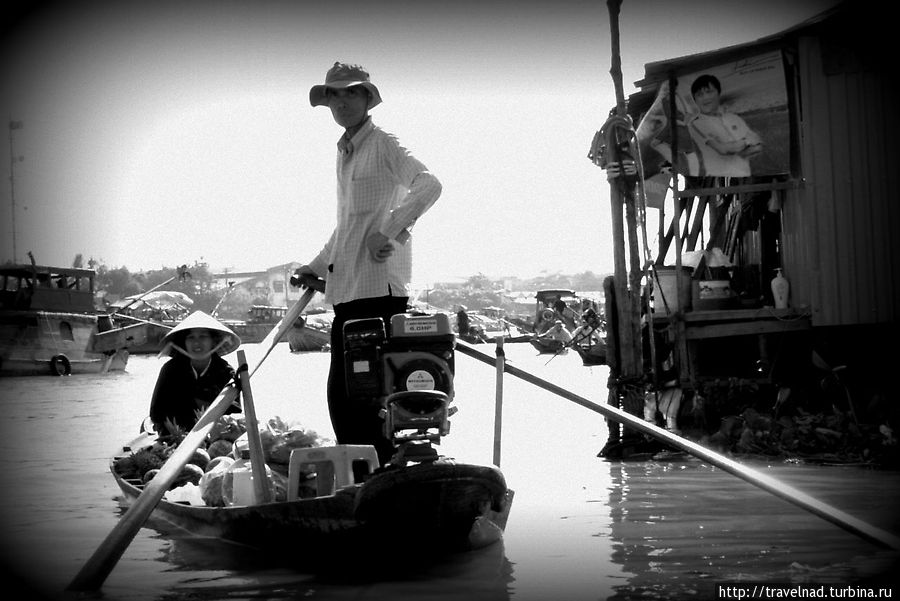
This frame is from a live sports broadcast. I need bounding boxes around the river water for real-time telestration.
[0,342,898,601]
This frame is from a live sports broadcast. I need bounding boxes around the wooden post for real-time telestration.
[493,337,505,467]
[236,349,273,504]
[603,275,620,445]
[604,0,644,439]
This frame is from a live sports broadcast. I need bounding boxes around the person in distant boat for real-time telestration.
[539,320,573,345]
[456,305,471,337]
[687,73,762,177]
[149,311,242,437]
[571,308,603,348]
[553,299,579,331]
[292,62,442,465]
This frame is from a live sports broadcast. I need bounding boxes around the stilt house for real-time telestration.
[602,1,898,439]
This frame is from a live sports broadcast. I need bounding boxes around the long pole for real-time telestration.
[8,119,22,262]
[492,337,505,467]
[607,0,626,115]
[455,339,900,551]
[598,0,644,430]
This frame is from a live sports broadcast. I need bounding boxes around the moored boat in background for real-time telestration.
[228,305,290,345]
[454,311,531,344]
[0,261,146,376]
[108,291,191,354]
[288,308,332,352]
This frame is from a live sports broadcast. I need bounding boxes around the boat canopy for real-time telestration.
[535,289,578,307]
[1,264,96,312]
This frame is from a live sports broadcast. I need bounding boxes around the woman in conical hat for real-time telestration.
[150,311,242,436]
[158,310,241,358]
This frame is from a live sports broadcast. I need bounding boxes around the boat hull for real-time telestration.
[355,460,511,549]
[287,324,330,352]
[228,322,277,345]
[529,337,566,354]
[114,468,364,550]
[127,320,286,354]
[574,341,607,366]
[118,321,174,354]
[0,310,133,376]
[111,439,511,557]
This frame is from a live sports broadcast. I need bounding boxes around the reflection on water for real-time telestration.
[605,457,900,599]
[0,343,897,601]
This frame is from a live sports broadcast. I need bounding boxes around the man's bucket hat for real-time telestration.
[309,62,382,108]
[160,310,241,357]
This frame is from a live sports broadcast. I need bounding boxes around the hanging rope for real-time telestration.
[589,111,661,390]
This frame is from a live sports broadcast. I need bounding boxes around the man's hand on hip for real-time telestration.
[366,232,395,263]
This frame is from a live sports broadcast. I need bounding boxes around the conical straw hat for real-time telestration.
[160,310,241,357]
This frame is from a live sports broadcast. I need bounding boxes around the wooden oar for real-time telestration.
[455,339,900,551]
[66,388,238,591]
[67,287,317,591]
[250,287,315,377]
[235,349,273,504]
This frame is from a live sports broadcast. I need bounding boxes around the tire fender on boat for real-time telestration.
[50,354,72,376]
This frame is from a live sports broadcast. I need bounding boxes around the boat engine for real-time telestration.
[342,312,456,464]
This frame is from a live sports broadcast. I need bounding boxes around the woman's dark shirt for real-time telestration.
[149,353,238,435]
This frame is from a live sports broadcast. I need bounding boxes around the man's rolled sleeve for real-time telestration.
[382,171,442,241]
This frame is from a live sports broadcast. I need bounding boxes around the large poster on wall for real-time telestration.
[636,49,790,188]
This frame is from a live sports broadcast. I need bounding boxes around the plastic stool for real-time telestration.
[287,445,380,500]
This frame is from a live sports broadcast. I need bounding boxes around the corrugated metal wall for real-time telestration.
[782,36,900,327]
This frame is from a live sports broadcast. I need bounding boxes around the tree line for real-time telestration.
[80,254,610,321]
[83,257,228,316]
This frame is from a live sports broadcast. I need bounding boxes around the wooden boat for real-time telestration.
[574,340,607,366]
[108,312,511,567]
[533,288,583,333]
[228,305,287,344]
[122,305,309,354]
[110,432,512,558]
[110,292,191,354]
[0,262,147,376]
[287,309,332,352]
[529,336,567,355]
[455,312,531,344]
[114,319,175,355]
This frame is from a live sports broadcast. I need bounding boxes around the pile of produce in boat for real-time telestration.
[114,414,325,506]
[199,416,324,506]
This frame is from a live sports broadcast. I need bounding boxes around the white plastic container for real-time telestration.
[771,268,790,309]
[231,466,255,506]
[652,266,692,313]
[222,450,273,506]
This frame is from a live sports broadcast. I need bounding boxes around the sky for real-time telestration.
[0,0,840,285]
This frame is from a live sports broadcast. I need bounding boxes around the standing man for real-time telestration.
[293,62,442,465]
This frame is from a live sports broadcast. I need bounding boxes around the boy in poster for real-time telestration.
[688,74,763,177]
